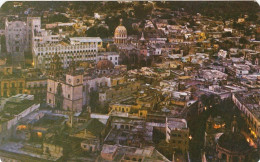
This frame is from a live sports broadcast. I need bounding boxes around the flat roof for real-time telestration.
[70,37,102,43]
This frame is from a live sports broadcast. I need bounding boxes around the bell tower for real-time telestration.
[55,83,63,110]
[49,53,63,79]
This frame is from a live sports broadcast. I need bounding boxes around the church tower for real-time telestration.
[47,55,84,113]
[49,53,63,79]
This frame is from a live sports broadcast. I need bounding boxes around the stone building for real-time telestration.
[5,19,28,66]
[26,17,41,50]
[96,52,119,66]
[46,54,84,112]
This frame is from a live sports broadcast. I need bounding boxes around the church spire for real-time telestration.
[140,32,145,41]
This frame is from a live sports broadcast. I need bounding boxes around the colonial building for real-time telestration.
[5,19,28,66]
[166,117,189,154]
[33,37,102,69]
[26,17,41,50]
[0,66,25,97]
[96,52,119,66]
[46,54,85,112]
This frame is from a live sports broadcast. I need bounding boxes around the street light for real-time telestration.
[189,135,192,140]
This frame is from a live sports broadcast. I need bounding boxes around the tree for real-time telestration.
[48,14,69,23]
[133,3,153,19]
[246,13,258,22]
[232,22,245,31]
[222,32,233,37]
[220,40,235,50]
[1,35,6,54]
[85,26,110,38]
[168,20,177,25]
[239,37,249,44]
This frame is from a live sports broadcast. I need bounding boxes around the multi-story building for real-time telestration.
[33,36,102,69]
[5,19,28,66]
[0,66,25,97]
[26,17,41,50]
[5,17,41,66]
[166,117,189,154]
[25,76,47,100]
[232,92,260,147]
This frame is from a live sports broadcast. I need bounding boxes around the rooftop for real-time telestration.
[70,37,102,43]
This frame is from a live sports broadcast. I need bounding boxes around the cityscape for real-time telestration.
[0,1,259,161]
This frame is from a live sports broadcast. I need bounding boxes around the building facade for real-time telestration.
[166,117,189,154]
[46,54,84,112]
[33,37,102,69]
[5,19,28,66]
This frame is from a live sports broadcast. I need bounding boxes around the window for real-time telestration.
[12,83,15,88]
[110,57,112,60]
[49,99,51,103]
[49,88,52,92]
[68,94,70,99]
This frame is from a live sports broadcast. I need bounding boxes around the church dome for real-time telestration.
[96,59,114,70]
[114,25,127,39]
[115,25,127,35]
[114,19,127,44]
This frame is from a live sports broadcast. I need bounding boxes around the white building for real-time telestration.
[96,52,119,65]
[27,17,41,50]
[218,49,227,58]
[32,36,102,69]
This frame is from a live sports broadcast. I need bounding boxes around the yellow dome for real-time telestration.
[114,25,127,37]
[114,19,127,44]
